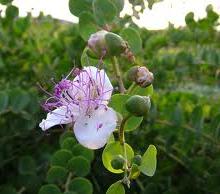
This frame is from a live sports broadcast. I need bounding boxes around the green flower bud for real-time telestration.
[87,30,127,58]
[88,30,108,58]
[131,155,142,166]
[127,66,154,88]
[105,32,127,56]
[111,155,124,170]
[125,95,151,117]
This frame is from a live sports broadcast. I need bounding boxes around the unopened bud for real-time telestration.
[125,95,151,117]
[87,30,127,58]
[127,66,154,88]
[87,30,108,58]
[111,155,125,170]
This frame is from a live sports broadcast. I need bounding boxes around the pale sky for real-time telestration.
[0,0,220,30]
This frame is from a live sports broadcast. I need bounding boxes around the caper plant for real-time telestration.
[39,29,157,194]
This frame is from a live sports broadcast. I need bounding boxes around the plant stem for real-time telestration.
[64,172,73,192]
[111,56,126,93]
[127,82,137,94]
[119,116,130,187]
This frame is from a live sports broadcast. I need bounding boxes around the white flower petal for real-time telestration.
[39,106,75,131]
[73,66,113,104]
[74,107,117,149]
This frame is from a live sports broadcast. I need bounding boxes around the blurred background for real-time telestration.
[0,0,220,194]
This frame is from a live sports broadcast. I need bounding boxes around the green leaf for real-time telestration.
[130,85,154,96]
[68,178,93,194]
[106,181,125,194]
[124,116,143,132]
[9,89,30,112]
[109,0,124,13]
[5,5,19,19]
[61,137,77,153]
[130,164,140,179]
[109,94,130,116]
[79,12,97,41]
[51,149,72,167]
[139,145,157,176]
[69,0,92,17]
[0,186,17,194]
[0,91,9,113]
[59,131,74,146]
[81,47,99,67]
[18,156,36,175]
[0,0,13,5]
[67,156,90,177]
[93,0,117,25]
[46,166,68,183]
[120,27,142,54]
[38,184,61,194]
[102,141,134,173]
[72,144,94,162]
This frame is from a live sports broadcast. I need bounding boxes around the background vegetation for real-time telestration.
[0,0,220,194]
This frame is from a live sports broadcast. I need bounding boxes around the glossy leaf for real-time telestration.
[93,0,117,25]
[67,156,90,177]
[38,184,61,194]
[72,144,94,162]
[139,145,157,176]
[130,84,154,97]
[46,166,68,183]
[68,178,93,194]
[51,149,72,167]
[79,12,97,41]
[120,27,142,54]
[106,181,125,194]
[102,141,134,173]
[69,0,92,16]
[124,116,143,131]
[109,94,130,116]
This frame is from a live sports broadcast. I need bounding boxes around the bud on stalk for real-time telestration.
[87,30,127,58]
[125,95,151,117]
[127,66,154,88]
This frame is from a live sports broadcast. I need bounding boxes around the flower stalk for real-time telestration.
[111,56,126,93]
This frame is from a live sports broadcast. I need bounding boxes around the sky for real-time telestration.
[0,0,220,30]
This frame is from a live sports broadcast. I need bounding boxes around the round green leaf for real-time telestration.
[79,12,97,41]
[109,94,130,116]
[81,47,99,67]
[0,91,9,112]
[38,184,61,194]
[61,137,77,153]
[106,181,125,194]
[109,0,124,13]
[93,0,117,25]
[69,0,92,16]
[18,156,36,175]
[102,141,134,173]
[59,131,74,146]
[5,5,19,19]
[130,85,154,97]
[139,145,157,176]
[46,166,68,183]
[51,149,72,167]
[120,27,142,54]
[124,116,143,132]
[72,144,94,162]
[67,156,90,177]
[68,178,93,194]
